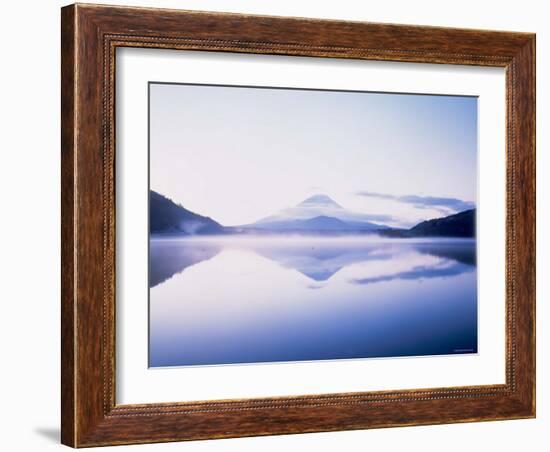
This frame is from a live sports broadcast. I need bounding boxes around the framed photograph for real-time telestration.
[61,3,536,447]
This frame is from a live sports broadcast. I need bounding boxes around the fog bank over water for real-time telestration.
[150,234,476,244]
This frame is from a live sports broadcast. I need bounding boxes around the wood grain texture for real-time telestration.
[60,3,536,447]
[60,5,76,447]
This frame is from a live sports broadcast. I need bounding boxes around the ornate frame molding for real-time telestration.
[62,4,535,447]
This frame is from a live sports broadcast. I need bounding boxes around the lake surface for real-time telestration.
[149,237,477,367]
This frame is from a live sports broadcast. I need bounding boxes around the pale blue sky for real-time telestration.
[150,83,477,227]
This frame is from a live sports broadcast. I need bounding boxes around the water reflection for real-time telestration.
[415,242,476,266]
[149,237,477,367]
[149,239,221,287]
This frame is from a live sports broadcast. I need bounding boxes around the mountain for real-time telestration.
[149,190,224,235]
[297,194,343,209]
[245,194,388,232]
[299,216,354,230]
[382,209,475,238]
[250,215,359,232]
[409,209,475,237]
[149,190,474,238]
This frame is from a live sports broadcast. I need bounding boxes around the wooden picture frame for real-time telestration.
[61,3,535,447]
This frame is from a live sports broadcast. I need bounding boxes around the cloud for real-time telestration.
[307,186,324,192]
[356,213,398,223]
[356,191,475,214]
[351,262,474,286]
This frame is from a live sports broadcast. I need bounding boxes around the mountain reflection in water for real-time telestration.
[149,236,477,367]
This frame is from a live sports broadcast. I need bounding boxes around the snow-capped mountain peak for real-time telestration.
[249,194,388,231]
[296,194,343,209]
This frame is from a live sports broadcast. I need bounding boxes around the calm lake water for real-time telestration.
[149,237,477,367]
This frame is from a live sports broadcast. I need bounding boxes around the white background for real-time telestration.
[117,49,506,404]
[0,1,546,451]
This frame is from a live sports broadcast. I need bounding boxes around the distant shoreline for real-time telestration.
[149,233,476,244]
[150,190,476,239]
